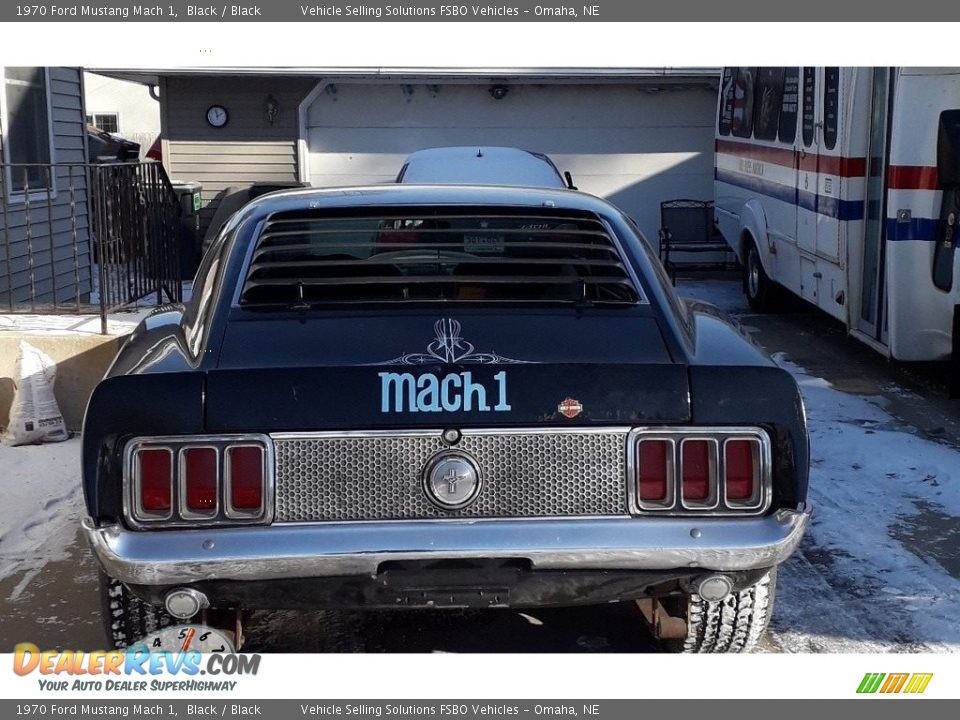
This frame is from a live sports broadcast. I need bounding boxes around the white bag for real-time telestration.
[2,341,68,446]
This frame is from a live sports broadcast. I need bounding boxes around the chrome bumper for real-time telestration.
[83,508,811,586]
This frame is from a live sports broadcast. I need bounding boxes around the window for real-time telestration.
[731,67,756,138]
[802,67,817,147]
[823,67,840,150]
[2,67,54,194]
[778,68,800,144]
[86,112,119,134]
[752,68,785,141]
[717,67,735,136]
[240,209,641,307]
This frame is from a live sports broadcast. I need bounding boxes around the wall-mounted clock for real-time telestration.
[206,105,229,128]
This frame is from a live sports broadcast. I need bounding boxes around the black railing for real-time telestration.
[0,161,182,333]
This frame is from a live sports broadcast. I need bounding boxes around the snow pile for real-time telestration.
[0,439,83,584]
[771,357,960,653]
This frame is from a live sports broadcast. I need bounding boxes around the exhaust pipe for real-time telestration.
[694,574,734,602]
[164,588,209,620]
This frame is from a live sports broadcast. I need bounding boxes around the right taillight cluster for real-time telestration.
[127,435,273,528]
[632,428,770,514]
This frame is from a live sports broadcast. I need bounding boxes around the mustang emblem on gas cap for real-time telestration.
[422,451,482,509]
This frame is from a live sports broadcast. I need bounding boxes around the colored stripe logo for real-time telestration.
[857,672,933,694]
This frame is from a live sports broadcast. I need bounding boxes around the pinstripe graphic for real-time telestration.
[857,672,932,694]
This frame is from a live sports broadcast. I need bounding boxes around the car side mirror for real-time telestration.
[937,110,960,186]
[564,171,577,191]
[934,111,960,292]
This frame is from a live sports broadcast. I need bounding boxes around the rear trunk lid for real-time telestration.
[205,313,689,431]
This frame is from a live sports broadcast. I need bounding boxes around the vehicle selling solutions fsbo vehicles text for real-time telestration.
[299,5,555,17]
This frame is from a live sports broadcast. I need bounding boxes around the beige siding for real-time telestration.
[0,67,91,306]
[162,76,313,233]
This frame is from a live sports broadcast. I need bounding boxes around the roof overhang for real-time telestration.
[89,66,719,88]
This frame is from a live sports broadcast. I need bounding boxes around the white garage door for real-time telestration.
[305,82,716,244]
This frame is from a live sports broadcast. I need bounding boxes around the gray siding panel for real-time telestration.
[0,66,91,306]
[162,76,312,234]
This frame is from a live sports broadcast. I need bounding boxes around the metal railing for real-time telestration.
[0,161,182,333]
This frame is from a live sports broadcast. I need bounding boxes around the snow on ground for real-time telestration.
[0,281,193,337]
[0,311,151,337]
[0,439,83,597]
[678,277,960,653]
[771,356,960,652]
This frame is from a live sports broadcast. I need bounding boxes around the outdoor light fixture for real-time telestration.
[265,95,279,125]
[488,85,509,100]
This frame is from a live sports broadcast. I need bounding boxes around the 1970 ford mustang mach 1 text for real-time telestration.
[82,184,810,653]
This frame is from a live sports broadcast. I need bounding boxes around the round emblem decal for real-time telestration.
[422,451,482,510]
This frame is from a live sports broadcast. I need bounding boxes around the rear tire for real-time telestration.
[743,240,778,312]
[98,571,177,649]
[667,568,777,654]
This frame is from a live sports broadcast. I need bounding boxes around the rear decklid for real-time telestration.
[206,201,689,430]
[206,313,689,431]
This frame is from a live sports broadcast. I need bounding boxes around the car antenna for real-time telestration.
[476,148,483,157]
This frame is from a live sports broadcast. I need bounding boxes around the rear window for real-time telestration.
[240,208,642,307]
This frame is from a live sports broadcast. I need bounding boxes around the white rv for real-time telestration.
[714,67,960,365]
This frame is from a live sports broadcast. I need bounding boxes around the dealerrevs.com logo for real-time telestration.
[857,673,933,695]
[13,627,261,692]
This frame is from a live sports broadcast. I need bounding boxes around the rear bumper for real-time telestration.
[83,507,810,588]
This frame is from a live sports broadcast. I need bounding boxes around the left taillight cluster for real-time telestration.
[629,427,772,515]
[127,436,273,528]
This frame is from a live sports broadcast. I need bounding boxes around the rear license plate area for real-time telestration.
[372,559,527,608]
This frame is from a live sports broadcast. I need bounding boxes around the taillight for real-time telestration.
[127,436,271,527]
[681,439,714,505]
[137,448,173,516]
[182,447,218,515]
[637,439,671,507]
[724,439,760,506]
[226,445,265,515]
[630,429,768,514]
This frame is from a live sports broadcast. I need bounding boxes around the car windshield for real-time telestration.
[240,207,641,307]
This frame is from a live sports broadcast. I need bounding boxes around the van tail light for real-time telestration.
[128,436,272,527]
[182,447,218,514]
[724,439,760,505]
[681,440,713,503]
[637,439,671,506]
[227,445,265,514]
[138,448,173,515]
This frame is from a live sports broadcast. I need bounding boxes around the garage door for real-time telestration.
[305,82,716,244]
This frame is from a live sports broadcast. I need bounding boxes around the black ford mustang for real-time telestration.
[82,185,810,653]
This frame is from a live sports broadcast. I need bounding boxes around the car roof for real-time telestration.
[239,183,618,218]
[397,146,567,188]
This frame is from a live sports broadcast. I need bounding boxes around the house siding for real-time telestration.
[161,76,313,234]
[0,67,91,307]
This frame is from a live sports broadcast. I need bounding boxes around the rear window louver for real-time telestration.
[240,207,640,307]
